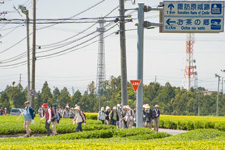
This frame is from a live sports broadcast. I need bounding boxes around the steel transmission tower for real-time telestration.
[184,33,197,91]
[96,18,106,99]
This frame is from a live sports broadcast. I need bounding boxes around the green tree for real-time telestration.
[71,90,82,106]
[58,87,71,107]
[41,81,53,106]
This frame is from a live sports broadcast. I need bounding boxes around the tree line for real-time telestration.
[0,76,224,116]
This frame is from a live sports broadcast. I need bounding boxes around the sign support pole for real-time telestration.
[136,2,144,128]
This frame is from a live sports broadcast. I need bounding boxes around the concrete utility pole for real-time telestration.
[215,74,220,116]
[119,0,128,106]
[136,3,144,128]
[31,0,36,108]
[19,5,31,104]
[19,74,21,84]
[221,77,224,95]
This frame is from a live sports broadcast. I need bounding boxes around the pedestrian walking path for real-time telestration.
[159,128,187,135]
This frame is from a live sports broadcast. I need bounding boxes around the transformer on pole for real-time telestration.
[184,33,197,91]
[96,18,106,110]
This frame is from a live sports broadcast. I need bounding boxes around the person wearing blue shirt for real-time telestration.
[23,101,34,137]
[153,105,160,132]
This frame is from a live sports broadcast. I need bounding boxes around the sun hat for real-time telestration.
[101,107,104,111]
[24,101,30,104]
[106,106,110,110]
[145,104,150,109]
[155,105,159,108]
[66,105,69,108]
[117,104,121,107]
[42,103,48,108]
[113,106,117,110]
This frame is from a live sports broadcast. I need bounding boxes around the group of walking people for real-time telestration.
[22,101,86,137]
[22,101,160,137]
[0,108,8,115]
[98,104,160,132]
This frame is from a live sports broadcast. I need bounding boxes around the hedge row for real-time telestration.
[159,120,225,131]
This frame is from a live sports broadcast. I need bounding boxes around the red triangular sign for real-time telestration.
[130,80,141,93]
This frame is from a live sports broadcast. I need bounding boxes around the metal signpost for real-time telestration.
[135,1,224,127]
[163,1,224,33]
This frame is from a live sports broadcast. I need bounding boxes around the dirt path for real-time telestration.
[159,128,187,135]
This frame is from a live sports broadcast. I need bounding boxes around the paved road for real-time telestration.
[159,128,187,135]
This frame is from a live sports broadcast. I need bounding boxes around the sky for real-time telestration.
[0,0,225,94]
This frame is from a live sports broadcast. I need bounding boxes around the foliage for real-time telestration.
[0,129,225,149]
[1,76,225,116]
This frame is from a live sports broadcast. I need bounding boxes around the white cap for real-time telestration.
[113,106,117,110]
[106,106,110,110]
[155,105,159,108]
[66,105,69,108]
[117,104,121,107]
[101,107,104,111]
[75,106,80,110]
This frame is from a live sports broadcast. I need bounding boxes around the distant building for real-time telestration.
[203,91,214,96]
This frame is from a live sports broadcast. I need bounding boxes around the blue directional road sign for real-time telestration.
[162,1,224,33]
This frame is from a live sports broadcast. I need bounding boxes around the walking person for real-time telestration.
[3,108,8,115]
[105,106,111,125]
[127,106,134,128]
[109,107,119,126]
[153,105,160,132]
[117,104,122,128]
[40,103,54,136]
[62,105,70,118]
[97,107,105,124]
[51,104,60,135]
[122,106,128,128]
[0,108,3,115]
[72,106,86,132]
[144,104,153,129]
[143,104,146,126]
[23,101,34,137]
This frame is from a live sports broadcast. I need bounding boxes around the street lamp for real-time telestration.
[18,5,31,104]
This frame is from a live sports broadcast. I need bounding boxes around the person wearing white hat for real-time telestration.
[122,106,128,128]
[144,104,153,129]
[109,106,119,126]
[73,106,86,132]
[153,105,160,132]
[97,107,105,124]
[62,105,70,118]
[105,106,111,125]
[3,108,8,116]
[117,104,122,128]
[126,106,134,128]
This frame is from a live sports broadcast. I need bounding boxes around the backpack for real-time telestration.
[28,107,35,118]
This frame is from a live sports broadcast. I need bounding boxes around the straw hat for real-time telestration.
[145,104,150,109]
